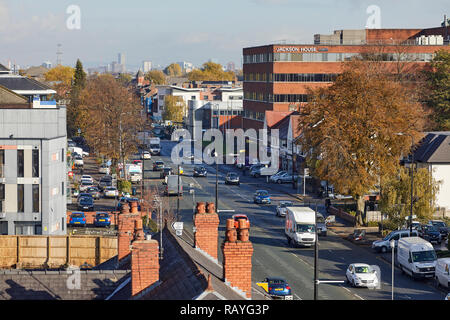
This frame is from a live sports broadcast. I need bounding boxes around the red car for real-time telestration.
[232,214,250,229]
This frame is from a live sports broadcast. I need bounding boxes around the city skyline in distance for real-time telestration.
[0,0,449,70]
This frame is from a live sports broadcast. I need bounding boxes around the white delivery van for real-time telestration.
[165,175,183,196]
[435,258,450,288]
[397,237,437,279]
[285,207,316,247]
[149,137,161,155]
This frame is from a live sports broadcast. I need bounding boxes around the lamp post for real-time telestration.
[314,201,319,300]
[390,239,395,300]
[397,133,414,234]
[215,152,219,211]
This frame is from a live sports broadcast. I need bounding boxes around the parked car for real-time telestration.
[78,196,94,211]
[103,186,119,198]
[86,187,101,200]
[225,172,240,185]
[69,212,86,227]
[232,214,250,229]
[99,164,110,175]
[418,224,442,244]
[130,172,142,184]
[160,167,173,180]
[193,166,207,177]
[94,212,111,228]
[316,213,328,236]
[276,201,293,217]
[254,190,271,204]
[258,277,293,300]
[346,263,379,288]
[428,220,449,239]
[371,229,419,253]
[140,151,151,160]
[153,160,164,171]
[98,176,113,191]
[269,171,298,184]
[73,156,84,168]
[81,175,94,183]
[77,193,93,202]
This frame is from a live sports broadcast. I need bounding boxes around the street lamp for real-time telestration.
[397,132,414,234]
[214,151,219,211]
[390,239,395,300]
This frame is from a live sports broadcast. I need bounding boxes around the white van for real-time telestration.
[285,207,316,247]
[397,237,437,279]
[165,175,183,196]
[435,258,450,288]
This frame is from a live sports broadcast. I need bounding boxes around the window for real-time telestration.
[32,149,39,177]
[17,184,24,213]
[0,150,4,177]
[61,148,65,162]
[32,184,39,213]
[62,182,64,195]
[0,183,4,213]
[17,150,24,177]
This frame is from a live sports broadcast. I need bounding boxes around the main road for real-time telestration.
[143,140,445,300]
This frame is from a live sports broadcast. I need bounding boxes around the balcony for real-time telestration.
[32,97,57,109]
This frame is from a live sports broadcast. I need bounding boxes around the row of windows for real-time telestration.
[0,184,40,213]
[243,110,265,121]
[244,52,435,63]
[212,110,244,116]
[244,73,339,82]
[244,92,309,103]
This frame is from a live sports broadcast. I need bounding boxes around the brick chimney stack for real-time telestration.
[131,236,159,297]
[221,217,253,299]
[117,202,140,264]
[194,202,220,262]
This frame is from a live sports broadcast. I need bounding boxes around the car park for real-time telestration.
[94,212,111,228]
[371,229,418,253]
[99,164,110,175]
[78,196,94,211]
[435,258,450,289]
[254,190,271,204]
[418,224,442,244]
[257,277,293,300]
[86,187,101,200]
[69,212,86,227]
[225,172,240,185]
[193,166,207,177]
[346,264,379,288]
[103,186,119,198]
[153,161,164,171]
[276,201,293,217]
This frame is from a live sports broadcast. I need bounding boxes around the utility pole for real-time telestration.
[410,135,414,235]
[177,164,180,221]
[215,152,219,211]
[314,201,319,300]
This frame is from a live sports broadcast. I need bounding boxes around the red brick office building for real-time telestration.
[242,27,450,130]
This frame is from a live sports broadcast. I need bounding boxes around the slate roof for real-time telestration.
[0,75,54,92]
[0,269,130,300]
[0,64,10,73]
[413,132,450,163]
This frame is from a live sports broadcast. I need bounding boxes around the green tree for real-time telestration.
[164,63,182,77]
[73,59,86,89]
[297,60,426,226]
[145,70,166,85]
[163,96,185,123]
[380,167,440,228]
[67,59,87,137]
[426,49,450,130]
[188,62,235,81]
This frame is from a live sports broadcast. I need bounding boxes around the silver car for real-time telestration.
[276,201,293,217]
[316,213,328,236]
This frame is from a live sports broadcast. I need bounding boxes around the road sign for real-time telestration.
[304,168,309,176]
[172,222,183,231]
[176,230,183,236]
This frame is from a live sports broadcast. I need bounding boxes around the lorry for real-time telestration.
[165,175,183,196]
[149,137,161,155]
[285,206,316,247]
[397,237,437,279]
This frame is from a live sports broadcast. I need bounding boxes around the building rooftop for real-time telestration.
[0,75,55,94]
[413,132,450,163]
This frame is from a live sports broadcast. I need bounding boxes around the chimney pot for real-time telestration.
[196,202,206,214]
[206,202,215,214]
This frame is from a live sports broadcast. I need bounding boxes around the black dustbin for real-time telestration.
[132,187,137,196]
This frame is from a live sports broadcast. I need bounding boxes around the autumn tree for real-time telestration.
[188,62,235,81]
[116,73,132,86]
[77,74,145,178]
[425,49,450,130]
[163,95,185,123]
[44,65,74,99]
[297,60,426,226]
[380,167,440,228]
[164,63,182,77]
[145,70,166,85]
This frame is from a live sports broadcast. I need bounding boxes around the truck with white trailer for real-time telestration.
[149,137,161,155]
[285,206,317,247]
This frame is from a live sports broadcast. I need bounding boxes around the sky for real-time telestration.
[0,0,448,71]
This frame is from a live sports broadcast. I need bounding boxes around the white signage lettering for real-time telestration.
[276,47,317,53]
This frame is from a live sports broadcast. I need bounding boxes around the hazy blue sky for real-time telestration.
[0,0,448,71]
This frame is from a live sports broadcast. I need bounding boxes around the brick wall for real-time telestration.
[117,213,140,263]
